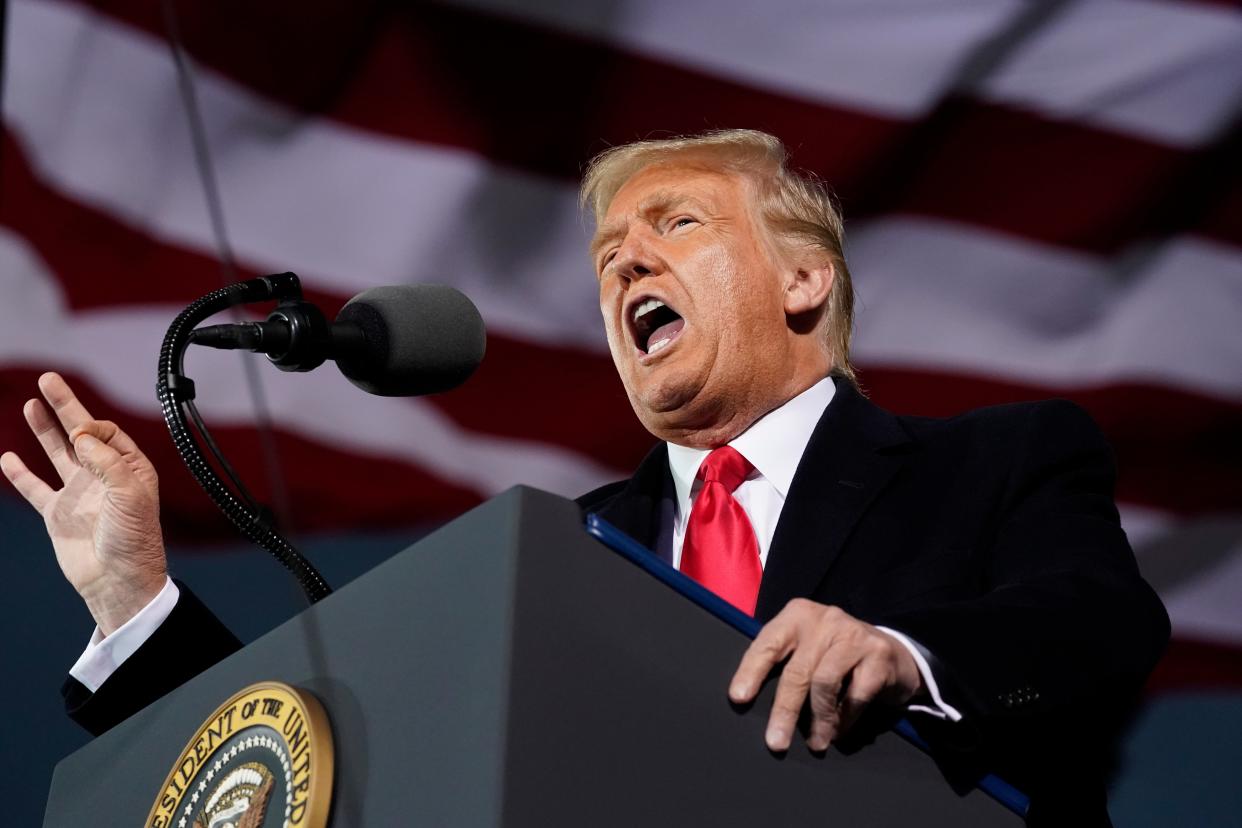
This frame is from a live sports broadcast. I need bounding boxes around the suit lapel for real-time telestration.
[754,381,914,621]
[592,442,673,559]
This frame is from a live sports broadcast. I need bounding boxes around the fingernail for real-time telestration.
[729,682,750,701]
[75,434,97,451]
[766,725,789,750]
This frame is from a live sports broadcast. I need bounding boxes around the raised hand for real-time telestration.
[1,372,167,635]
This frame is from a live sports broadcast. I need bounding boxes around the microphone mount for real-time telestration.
[189,295,367,373]
[158,272,333,604]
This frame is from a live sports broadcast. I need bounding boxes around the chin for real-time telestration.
[632,389,690,427]
[628,374,716,435]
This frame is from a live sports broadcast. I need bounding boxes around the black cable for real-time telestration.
[158,0,294,531]
[184,400,262,512]
[0,0,9,184]
[171,339,265,514]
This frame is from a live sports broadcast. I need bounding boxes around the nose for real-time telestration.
[611,230,665,284]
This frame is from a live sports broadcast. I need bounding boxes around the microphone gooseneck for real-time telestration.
[161,272,487,604]
[159,273,334,604]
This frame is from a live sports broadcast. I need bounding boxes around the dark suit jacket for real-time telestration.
[64,380,1167,824]
[577,380,1169,825]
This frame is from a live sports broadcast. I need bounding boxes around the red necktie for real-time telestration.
[680,446,763,615]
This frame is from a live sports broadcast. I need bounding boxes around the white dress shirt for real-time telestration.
[69,575,179,692]
[666,376,961,722]
[72,375,959,720]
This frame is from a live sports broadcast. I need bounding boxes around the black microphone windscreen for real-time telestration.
[335,285,486,396]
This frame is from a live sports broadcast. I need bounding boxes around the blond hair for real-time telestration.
[580,129,856,384]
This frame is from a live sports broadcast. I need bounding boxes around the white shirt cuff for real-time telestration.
[68,576,180,693]
[875,626,964,722]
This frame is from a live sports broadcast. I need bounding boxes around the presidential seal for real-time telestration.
[146,682,333,828]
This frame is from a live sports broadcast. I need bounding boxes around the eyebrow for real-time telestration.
[590,190,712,265]
[590,220,627,265]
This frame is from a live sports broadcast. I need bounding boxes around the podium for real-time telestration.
[44,487,1020,826]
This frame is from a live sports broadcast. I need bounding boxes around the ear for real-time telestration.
[783,260,834,317]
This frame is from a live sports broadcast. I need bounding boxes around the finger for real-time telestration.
[24,398,79,483]
[1,451,55,512]
[806,645,863,751]
[70,419,146,462]
[729,603,809,703]
[837,660,889,740]
[38,372,97,440]
[73,432,138,491]
[765,649,818,752]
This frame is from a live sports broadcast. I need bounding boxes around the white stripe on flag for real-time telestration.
[847,220,1242,403]
[1161,544,1242,645]
[1124,504,1242,645]
[976,0,1242,147]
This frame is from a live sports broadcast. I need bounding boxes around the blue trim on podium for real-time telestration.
[585,512,1031,819]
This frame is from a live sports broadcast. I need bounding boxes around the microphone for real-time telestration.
[189,284,486,396]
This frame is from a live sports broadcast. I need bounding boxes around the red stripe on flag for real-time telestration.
[1198,168,1242,245]
[1178,0,1242,10]
[860,367,1242,515]
[0,368,484,540]
[859,97,1242,252]
[439,337,654,470]
[2,362,1238,537]
[1146,636,1242,694]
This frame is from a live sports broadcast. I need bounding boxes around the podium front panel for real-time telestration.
[46,487,1018,826]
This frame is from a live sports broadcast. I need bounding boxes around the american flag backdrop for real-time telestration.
[2,0,1241,820]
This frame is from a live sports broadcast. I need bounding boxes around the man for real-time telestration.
[3,130,1167,824]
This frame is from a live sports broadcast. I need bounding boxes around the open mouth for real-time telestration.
[630,297,685,356]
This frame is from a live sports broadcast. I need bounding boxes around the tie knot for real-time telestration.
[696,446,753,492]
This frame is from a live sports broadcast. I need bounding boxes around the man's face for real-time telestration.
[593,163,798,444]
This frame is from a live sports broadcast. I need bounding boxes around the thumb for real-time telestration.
[73,433,136,489]
[71,419,145,460]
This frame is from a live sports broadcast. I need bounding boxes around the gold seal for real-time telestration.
[146,681,334,828]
